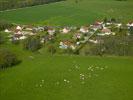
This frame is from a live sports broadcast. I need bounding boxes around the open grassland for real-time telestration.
[0,0,133,100]
[0,43,133,100]
[0,0,133,25]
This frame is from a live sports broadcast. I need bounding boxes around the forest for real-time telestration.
[0,0,65,11]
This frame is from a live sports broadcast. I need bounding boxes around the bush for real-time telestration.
[0,20,13,31]
[0,49,21,69]
[23,36,42,52]
[0,32,5,44]
[90,44,105,56]
[47,45,56,55]
[129,26,133,35]
[79,44,90,56]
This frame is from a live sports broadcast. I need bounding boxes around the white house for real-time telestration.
[74,33,83,40]
[59,40,76,50]
[48,28,56,35]
[127,22,133,29]
[116,23,122,28]
[101,28,112,35]
[19,36,27,40]
[16,26,22,30]
[80,26,89,33]
[62,27,70,34]
[4,29,11,33]
[89,39,98,44]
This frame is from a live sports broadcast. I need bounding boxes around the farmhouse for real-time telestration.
[47,27,56,35]
[4,29,11,33]
[16,25,22,31]
[61,27,71,34]
[89,21,103,31]
[97,28,112,36]
[13,34,23,40]
[14,30,22,35]
[73,33,83,40]
[116,23,122,28]
[89,39,98,44]
[59,40,76,50]
[80,26,89,33]
[127,22,133,29]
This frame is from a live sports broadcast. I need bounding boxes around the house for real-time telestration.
[73,33,83,40]
[91,25,102,31]
[80,26,89,33]
[127,22,133,29]
[59,40,76,50]
[47,28,56,35]
[91,21,103,31]
[59,41,69,49]
[13,34,23,40]
[89,39,98,44]
[36,27,44,32]
[19,36,27,40]
[106,22,112,25]
[14,30,22,35]
[116,23,122,28]
[96,21,103,25]
[16,26,22,31]
[42,35,54,42]
[14,26,23,36]
[22,31,35,35]
[61,27,71,34]
[101,28,112,35]
[24,25,33,31]
[4,29,11,33]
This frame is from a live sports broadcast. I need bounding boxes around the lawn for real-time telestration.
[0,0,133,25]
[0,47,133,100]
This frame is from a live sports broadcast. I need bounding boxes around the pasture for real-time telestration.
[0,0,133,25]
[0,43,133,100]
[0,0,133,100]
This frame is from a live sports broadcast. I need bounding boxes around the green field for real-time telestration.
[0,42,133,100]
[0,0,133,25]
[0,53,133,100]
[0,0,133,100]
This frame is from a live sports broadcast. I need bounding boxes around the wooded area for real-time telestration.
[0,0,65,11]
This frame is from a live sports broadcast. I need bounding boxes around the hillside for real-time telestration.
[0,0,133,25]
[0,0,133,100]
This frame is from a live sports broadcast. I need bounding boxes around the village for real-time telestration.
[4,19,133,51]
[1,0,133,99]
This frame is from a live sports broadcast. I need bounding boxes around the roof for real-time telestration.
[101,28,111,33]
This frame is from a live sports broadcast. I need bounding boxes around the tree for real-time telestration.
[47,45,56,55]
[23,36,42,52]
[0,49,21,69]
[0,20,13,31]
[0,32,5,44]
[129,26,133,35]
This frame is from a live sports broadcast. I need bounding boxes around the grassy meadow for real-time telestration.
[0,0,133,25]
[0,42,133,100]
[0,55,133,100]
[0,0,133,100]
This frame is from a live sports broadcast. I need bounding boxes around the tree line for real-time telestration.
[0,0,65,11]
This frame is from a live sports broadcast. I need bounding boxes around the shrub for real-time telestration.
[23,36,42,52]
[129,26,133,35]
[0,49,21,69]
[79,44,90,56]
[0,32,5,44]
[47,45,56,55]
[0,20,13,31]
